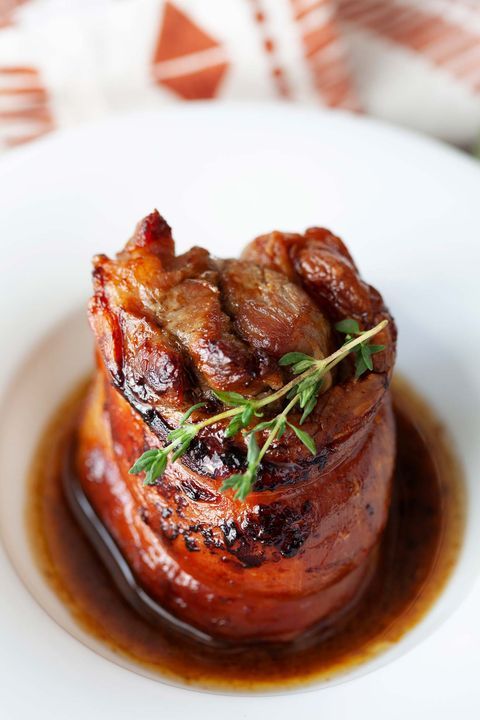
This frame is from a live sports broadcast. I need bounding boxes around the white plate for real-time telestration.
[0,105,479,719]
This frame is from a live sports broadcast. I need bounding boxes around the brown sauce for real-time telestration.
[26,376,464,691]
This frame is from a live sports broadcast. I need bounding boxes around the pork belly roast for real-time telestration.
[75,211,396,642]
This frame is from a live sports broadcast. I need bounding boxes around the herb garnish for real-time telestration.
[129,318,387,500]
[335,318,386,379]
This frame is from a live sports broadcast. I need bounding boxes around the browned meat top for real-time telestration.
[90,212,336,406]
[89,211,395,467]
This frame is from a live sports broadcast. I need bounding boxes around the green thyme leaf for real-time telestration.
[287,386,298,400]
[287,422,316,456]
[179,402,206,424]
[335,318,360,335]
[279,351,313,366]
[224,402,258,438]
[220,471,255,501]
[241,403,254,425]
[129,449,161,475]
[213,390,248,407]
[354,353,368,379]
[337,317,386,380]
[297,373,320,392]
[353,338,385,378]
[300,395,319,424]
[246,432,259,466]
[279,351,317,375]
[251,419,276,433]
[144,453,167,485]
[220,473,244,491]
[224,415,245,438]
[292,359,316,374]
[221,435,260,500]
[276,416,286,439]
[297,376,323,416]
[235,475,254,501]
[360,343,373,371]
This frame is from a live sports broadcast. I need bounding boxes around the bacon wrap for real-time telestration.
[76,211,397,642]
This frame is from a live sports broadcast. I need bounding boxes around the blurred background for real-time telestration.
[1,0,479,153]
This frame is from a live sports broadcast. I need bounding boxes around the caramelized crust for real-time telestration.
[77,211,397,642]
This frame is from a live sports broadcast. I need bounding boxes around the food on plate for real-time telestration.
[74,211,396,643]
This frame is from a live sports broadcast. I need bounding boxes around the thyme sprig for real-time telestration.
[335,318,385,378]
[129,318,388,499]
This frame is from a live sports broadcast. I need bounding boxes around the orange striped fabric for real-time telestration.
[0,66,54,148]
[336,0,480,92]
[0,0,479,149]
[290,0,360,109]
[0,1,28,29]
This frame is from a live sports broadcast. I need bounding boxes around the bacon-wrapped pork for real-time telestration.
[75,211,396,642]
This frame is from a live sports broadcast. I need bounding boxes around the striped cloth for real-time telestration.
[0,0,479,151]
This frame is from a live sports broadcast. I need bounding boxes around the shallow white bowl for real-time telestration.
[0,105,479,719]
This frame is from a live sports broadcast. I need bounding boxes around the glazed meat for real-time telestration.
[76,211,396,642]
[89,213,334,407]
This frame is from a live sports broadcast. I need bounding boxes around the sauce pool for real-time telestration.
[27,376,464,691]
